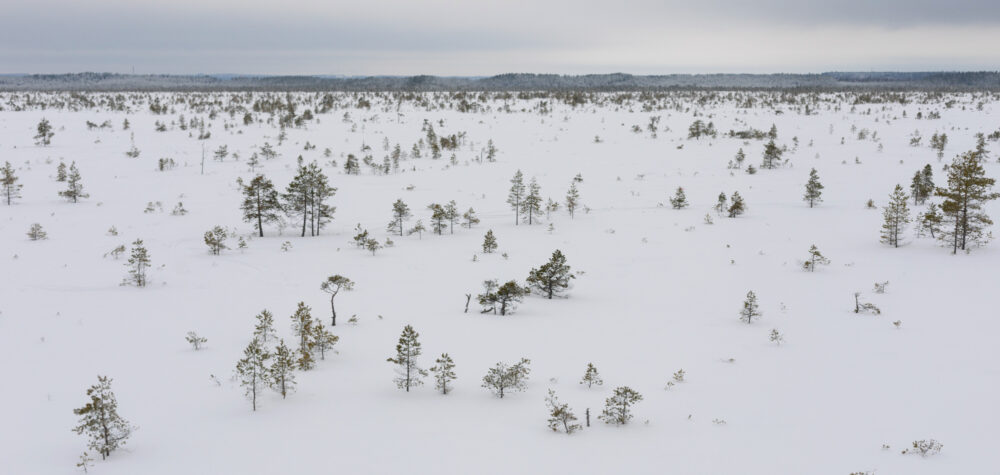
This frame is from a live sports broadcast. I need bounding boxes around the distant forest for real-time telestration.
[1,71,999,92]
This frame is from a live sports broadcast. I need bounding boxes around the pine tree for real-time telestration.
[284,163,337,237]
[739,290,761,324]
[935,148,999,253]
[125,239,150,287]
[881,184,912,248]
[715,192,728,214]
[387,199,411,236]
[482,230,498,253]
[59,162,89,203]
[56,161,67,181]
[408,219,426,239]
[305,162,336,237]
[27,223,47,240]
[444,200,459,233]
[289,302,314,362]
[803,244,831,271]
[599,386,643,425]
[241,174,282,237]
[734,148,746,166]
[669,187,689,209]
[428,203,448,235]
[910,165,935,205]
[320,275,354,326]
[35,118,54,145]
[727,192,746,218]
[803,168,824,207]
[508,170,525,225]
[918,202,943,238]
[761,139,783,169]
[566,181,580,218]
[492,280,528,315]
[72,376,133,460]
[387,325,427,391]
[462,208,480,229]
[579,363,603,388]
[204,226,228,255]
[430,353,457,395]
[253,309,277,344]
[545,389,582,434]
[269,340,297,399]
[526,249,575,299]
[523,177,542,224]
[1,161,22,205]
[343,154,360,174]
[481,358,531,398]
[185,331,207,350]
[235,338,271,411]
[310,319,339,360]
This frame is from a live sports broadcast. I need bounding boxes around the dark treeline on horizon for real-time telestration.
[2,71,999,92]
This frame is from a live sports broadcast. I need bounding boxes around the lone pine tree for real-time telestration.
[545,389,582,434]
[1,161,22,205]
[462,207,480,228]
[430,353,457,395]
[310,319,338,360]
[935,148,999,253]
[728,192,746,218]
[523,177,543,224]
[761,139,783,169]
[59,162,89,203]
[125,239,150,287]
[203,226,228,255]
[526,249,575,299]
[580,363,603,388]
[241,174,282,237]
[508,169,525,225]
[481,358,531,398]
[72,376,133,460]
[444,200,459,233]
[387,325,427,391]
[387,199,412,236]
[428,203,448,235]
[35,118,54,145]
[566,181,580,218]
[881,184,912,248]
[740,291,761,324]
[803,244,831,271]
[320,275,354,326]
[482,230,498,253]
[253,309,277,344]
[803,168,824,207]
[235,338,271,411]
[670,187,689,209]
[599,386,643,425]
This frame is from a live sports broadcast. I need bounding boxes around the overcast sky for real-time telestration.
[2,0,998,75]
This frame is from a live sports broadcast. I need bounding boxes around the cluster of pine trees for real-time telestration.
[235,305,339,411]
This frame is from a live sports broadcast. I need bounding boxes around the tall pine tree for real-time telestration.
[881,184,911,248]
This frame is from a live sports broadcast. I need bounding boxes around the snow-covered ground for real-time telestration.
[1,92,997,474]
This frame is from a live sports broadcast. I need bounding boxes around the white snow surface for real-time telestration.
[1,93,998,474]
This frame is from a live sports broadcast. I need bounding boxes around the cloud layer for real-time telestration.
[2,0,998,74]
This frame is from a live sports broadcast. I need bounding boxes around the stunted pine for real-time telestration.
[387,325,427,391]
[881,184,911,248]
